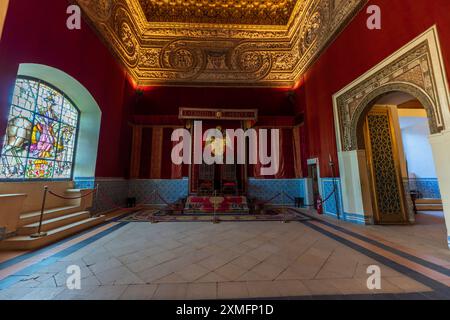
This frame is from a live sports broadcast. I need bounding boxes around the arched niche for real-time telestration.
[17,63,102,179]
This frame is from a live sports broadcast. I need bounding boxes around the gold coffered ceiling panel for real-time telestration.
[75,0,367,87]
[138,0,298,26]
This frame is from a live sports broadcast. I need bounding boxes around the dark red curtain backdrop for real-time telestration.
[296,0,450,177]
[132,87,296,117]
[0,0,130,177]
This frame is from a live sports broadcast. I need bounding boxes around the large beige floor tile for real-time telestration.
[246,281,281,298]
[119,284,157,300]
[185,283,217,300]
[153,283,188,300]
[217,282,249,299]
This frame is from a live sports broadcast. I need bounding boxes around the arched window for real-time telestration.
[1,77,80,180]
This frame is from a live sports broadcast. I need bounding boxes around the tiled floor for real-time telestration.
[318,211,450,263]
[0,211,449,300]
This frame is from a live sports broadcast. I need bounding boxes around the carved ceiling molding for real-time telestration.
[75,0,367,87]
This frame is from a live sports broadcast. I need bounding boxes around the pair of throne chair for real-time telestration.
[198,164,238,195]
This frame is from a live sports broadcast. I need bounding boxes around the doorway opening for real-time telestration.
[361,91,443,227]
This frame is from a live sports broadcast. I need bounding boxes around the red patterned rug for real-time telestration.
[120,208,311,223]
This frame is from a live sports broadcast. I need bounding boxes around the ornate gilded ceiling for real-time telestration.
[138,0,298,26]
[75,0,366,87]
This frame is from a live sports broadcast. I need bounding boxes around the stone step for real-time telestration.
[415,198,442,205]
[0,216,106,251]
[416,204,444,211]
[19,205,80,227]
[17,211,91,236]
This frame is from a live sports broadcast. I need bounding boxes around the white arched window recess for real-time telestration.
[0,64,101,180]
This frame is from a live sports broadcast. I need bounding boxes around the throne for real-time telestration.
[198,163,215,195]
[221,164,238,195]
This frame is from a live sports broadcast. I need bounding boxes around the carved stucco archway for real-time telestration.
[353,82,440,150]
[335,33,448,154]
[332,27,450,241]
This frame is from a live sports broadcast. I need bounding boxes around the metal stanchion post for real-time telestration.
[212,190,220,224]
[31,186,49,238]
[151,191,158,223]
[91,184,100,218]
[329,154,340,220]
[282,192,290,223]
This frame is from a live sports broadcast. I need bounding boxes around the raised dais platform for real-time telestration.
[184,196,249,214]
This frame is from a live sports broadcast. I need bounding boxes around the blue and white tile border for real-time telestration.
[81,175,371,226]
[247,178,308,206]
[306,158,366,225]
[321,178,342,217]
[128,178,189,205]
[92,178,130,213]
[410,178,442,199]
[74,177,95,189]
[321,178,367,225]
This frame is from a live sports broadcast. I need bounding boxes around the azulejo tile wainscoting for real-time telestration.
[128,179,189,205]
[75,177,370,226]
[74,178,130,214]
[247,179,308,206]
[75,178,193,212]
[77,178,312,212]
[94,178,130,213]
[409,178,442,199]
[321,178,367,225]
[74,177,96,189]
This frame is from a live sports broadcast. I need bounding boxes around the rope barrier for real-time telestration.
[48,189,97,200]
[95,189,158,211]
[37,172,339,230]
[155,192,180,210]
[282,192,296,203]
[95,189,125,211]
[254,192,282,206]
[302,185,337,208]
[138,190,158,206]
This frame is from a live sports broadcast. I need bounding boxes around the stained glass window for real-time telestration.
[0,77,79,180]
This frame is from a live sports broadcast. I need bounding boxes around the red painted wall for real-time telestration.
[298,0,450,177]
[4,0,446,180]
[0,0,130,177]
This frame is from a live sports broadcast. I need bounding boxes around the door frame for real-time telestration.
[363,106,408,224]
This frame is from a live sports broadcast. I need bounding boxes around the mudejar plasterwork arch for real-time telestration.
[353,82,439,150]
[332,26,450,235]
[336,40,446,152]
